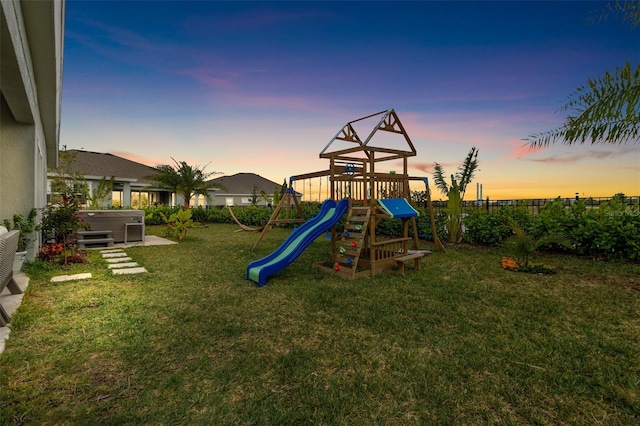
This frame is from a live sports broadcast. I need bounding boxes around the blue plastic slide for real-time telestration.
[377,198,419,218]
[247,198,349,287]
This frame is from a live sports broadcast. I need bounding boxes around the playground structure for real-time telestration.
[230,187,306,251]
[247,109,434,286]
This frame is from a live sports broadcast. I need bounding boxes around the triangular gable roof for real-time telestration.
[210,173,285,195]
[57,150,157,184]
[320,109,417,162]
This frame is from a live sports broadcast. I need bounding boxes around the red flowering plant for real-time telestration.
[39,195,89,264]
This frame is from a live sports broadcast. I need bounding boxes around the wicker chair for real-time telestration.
[0,230,21,326]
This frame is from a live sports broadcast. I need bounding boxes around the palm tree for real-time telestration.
[148,159,222,209]
[433,147,479,243]
[87,176,115,209]
[504,221,571,267]
[527,1,640,147]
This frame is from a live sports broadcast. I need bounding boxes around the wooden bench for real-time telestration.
[77,230,114,249]
[0,230,22,326]
[394,250,432,275]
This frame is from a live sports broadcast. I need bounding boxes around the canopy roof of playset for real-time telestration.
[319,109,417,163]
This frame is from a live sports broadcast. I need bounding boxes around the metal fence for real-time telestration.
[419,195,640,216]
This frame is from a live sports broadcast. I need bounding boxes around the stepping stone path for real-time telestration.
[100,249,147,275]
[50,273,92,283]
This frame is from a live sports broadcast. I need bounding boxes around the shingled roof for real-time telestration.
[62,150,157,184]
[210,173,284,195]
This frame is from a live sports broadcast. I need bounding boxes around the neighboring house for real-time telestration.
[0,0,65,260]
[208,173,296,207]
[48,150,174,208]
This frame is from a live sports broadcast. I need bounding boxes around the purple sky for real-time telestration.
[61,1,639,199]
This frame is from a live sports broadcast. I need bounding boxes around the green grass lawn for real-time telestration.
[1,224,639,424]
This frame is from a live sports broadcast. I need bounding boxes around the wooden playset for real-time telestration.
[289,109,432,279]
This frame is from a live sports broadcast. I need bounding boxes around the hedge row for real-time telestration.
[142,196,639,262]
[462,197,639,261]
[143,204,321,227]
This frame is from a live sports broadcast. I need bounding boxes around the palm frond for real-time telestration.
[527,62,640,147]
[586,0,640,28]
[432,163,449,196]
[456,146,479,195]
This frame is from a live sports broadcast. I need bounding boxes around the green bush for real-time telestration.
[144,205,181,225]
[159,208,194,241]
[230,205,271,227]
[463,195,640,262]
[568,197,640,261]
[463,203,531,246]
[205,207,232,224]
[190,206,209,223]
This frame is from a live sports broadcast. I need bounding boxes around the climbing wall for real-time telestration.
[332,206,370,279]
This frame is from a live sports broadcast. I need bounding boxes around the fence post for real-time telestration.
[486,196,489,213]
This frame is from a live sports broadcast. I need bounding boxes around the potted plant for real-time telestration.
[2,208,40,272]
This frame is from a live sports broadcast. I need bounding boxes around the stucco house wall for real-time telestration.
[0,0,65,260]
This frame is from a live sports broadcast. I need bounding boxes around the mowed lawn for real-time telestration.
[1,224,638,424]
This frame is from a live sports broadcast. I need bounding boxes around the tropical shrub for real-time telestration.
[568,196,640,260]
[433,147,479,243]
[463,210,510,245]
[41,196,87,244]
[144,205,182,225]
[37,242,65,262]
[464,194,639,262]
[159,208,194,241]
[3,208,40,251]
[40,196,88,264]
[231,206,272,227]
[205,207,233,224]
[503,221,571,267]
[463,202,532,246]
[190,206,209,223]
[147,159,223,209]
[86,176,114,209]
[376,218,403,236]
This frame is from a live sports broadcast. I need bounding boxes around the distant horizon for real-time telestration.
[65,148,636,202]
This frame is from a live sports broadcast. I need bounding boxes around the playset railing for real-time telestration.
[371,237,411,261]
[330,173,411,202]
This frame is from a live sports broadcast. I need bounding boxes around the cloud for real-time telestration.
[177,68,240,89]
[508,140,545,159]
[523,146,640,164]
[411,161,459,174]
[526,154,584,164]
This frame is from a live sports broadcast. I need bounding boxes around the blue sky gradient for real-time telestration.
[61,1,639,200]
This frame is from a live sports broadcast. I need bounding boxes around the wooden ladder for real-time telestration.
[333,206,370,279]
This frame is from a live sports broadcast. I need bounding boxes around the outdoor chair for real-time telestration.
[0,230,21,326]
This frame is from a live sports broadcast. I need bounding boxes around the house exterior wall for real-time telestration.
[46,176,171,209]
[0,96,37,219]
[0,0,65,260]
[209,193,270,207]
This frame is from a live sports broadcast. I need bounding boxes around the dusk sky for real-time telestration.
[61,1,639,200]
